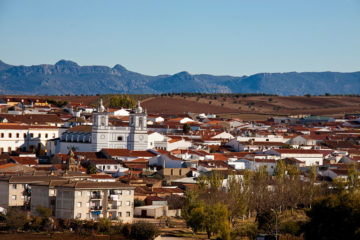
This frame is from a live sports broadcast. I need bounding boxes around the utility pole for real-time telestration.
[271,208,278,240]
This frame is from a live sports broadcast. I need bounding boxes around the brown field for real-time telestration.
[2,94,360,120]
[143,95,360,119]
[141,96,237,115]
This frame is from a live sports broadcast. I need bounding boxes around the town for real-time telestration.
[0,94,359,239]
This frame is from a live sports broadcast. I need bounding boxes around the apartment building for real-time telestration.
[55,181,135,222]
[30,179,69,216]
[0,175,63,208]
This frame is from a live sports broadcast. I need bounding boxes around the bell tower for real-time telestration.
[128,101,148,150]
[91,98,109,151]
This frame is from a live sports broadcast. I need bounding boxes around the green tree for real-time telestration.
[304,192,360,240]
[134,198,145,207]
[347,163,360,192]
[130,221,159,240]
[204,203,231,240]
[274,160,286,178]
[86,164,98,174]
[109,95,136,108]
[183,123,191,134]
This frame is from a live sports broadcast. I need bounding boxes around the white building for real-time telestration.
[59,100,148,153]
[0,124,59,153]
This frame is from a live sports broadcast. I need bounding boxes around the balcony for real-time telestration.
[107,204,117,210]
[90,193,102,199]
[90,206,103,211]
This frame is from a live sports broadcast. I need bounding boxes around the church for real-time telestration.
[58,100,148,153]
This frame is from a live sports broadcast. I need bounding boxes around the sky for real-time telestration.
[0,0,359,76]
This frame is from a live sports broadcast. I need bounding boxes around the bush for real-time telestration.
[122,223,131,237]
[256,210,276,234]
[130,221,159,240]
[232,223,258,239]
[280,220,304,236]
[96,218,112,234]
[5,208,28,232]
[36,205,51,218]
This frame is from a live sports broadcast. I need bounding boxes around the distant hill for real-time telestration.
[0,60,359,95]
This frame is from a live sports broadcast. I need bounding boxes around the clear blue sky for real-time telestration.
[0,0,359,76]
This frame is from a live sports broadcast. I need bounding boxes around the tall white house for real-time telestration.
[59,100,148,153]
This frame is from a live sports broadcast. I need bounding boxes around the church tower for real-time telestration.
[91,98,110,151]
[128,101,148,150]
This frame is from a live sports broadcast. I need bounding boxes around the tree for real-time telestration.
[86,164,98,174]
[134,198,145,207]
[109,95,136,108]
[274,160,286,179]
[183,123,191,134]
[130,221,159,240]
[347,163,360,192]
[203,203,231,240]
[304,192,360,240]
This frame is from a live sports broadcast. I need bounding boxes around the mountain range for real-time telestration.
[0,60,359,95]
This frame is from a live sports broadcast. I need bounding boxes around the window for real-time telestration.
[16,133,19,138]
[107,166,110,169]
[0,133,3,138]
[86,202,90,207]
[77,213,81,218]
[52,134,56,138]
[126,201,130,206]
[23,133,26,138]
[77,191,82,196]
[114,166,118,169]
[8,147,11,152]
[38,133,41,138]
[45,133,48,138]
[12,195,16,200]
[77,202,82,208]
[117,136,123,141]
[30,133,33,138]
[86,213,90,218]
[50,190,55,195]
[119,190,122,195]
[87,191,91,196]
[128,190,131,195]
[8,133,12,138]
[118,212,122,217]
[126,212,131,217]
[118,201,122,206]
[0,148,3,153]
[12,184,17,189]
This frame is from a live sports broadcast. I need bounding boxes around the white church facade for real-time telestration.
[58,100,148,154]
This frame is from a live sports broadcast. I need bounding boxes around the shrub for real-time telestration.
[96,218,112,234]
[231,223,258,239]
[5,208,28,232]
[280,220,304,236]
[122,223,131,237]
[36,205,51,219]
[130,221,159,240]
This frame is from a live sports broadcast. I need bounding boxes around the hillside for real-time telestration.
[0,60,360,95]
